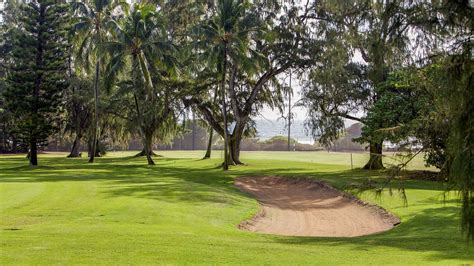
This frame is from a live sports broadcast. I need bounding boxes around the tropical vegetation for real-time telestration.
[0,0,472,249]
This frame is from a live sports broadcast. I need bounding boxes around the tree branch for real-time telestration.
[182,97,224,136]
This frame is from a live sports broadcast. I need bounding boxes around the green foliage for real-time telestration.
[0,0,472,242]
[446,52,474,240]
[429,50,474,240]
[3,0,70,164]
[302,60,368,146]
[357,70,429,144]
[102,2,181,164]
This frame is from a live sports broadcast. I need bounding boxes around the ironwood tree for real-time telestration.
[3,0,70,166]
[302,0,436,169]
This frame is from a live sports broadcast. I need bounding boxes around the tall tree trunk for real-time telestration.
[29,4,44,166]
[203,128,213,159]
[135,130,158,157]
[89,61,100,163]
[67,134,82,158]
[142,128,155,165]
[87,139,101,157]
[229,137,242,165]
[192,111,196,150]
[288,69,292,151]
[133,93,155,165]
[363,141,384,170]
[221,45,229,170]
[29,138,38,166]
[229,125,244,165]
[203,84,219,160]
[136,53,156,166]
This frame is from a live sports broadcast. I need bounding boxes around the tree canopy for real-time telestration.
[0,0,472,239]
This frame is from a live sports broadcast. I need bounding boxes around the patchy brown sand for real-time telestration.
[235,176,400,237]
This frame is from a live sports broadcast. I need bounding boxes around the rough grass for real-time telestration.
[0,151,472,265]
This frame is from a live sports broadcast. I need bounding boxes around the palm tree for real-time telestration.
[103,3,176,165]
[73,0,127,163]
[196,0,254,170]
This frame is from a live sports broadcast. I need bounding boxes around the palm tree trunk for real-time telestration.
[134,93,155,165]
[221,45,229,170]
[204,86,219,159]
[288,70,292,151]
[135,53,157,165]
[135,129,159,157]
[143,128,155,164]
[89,60,100,163]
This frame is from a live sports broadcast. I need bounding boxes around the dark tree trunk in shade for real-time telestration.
[363,141,384,170]
[229,124,245,165]
[29,139,38,166]
[135,132,160,158]
[203,128,213,159]
[89,61,100,163]
[88,139,102,158]
[67,134,82,158]
[140,127,155,165]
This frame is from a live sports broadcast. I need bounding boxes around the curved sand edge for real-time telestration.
[235,176,400,237]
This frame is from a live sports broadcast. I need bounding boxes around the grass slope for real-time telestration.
[0,151,472,264]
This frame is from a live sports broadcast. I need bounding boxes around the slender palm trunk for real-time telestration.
[142,130,155,165]
[136,53,156,165]
[204,87,219,159]
[143,129,155,162]
[288,70,292,151]
[89,61,100,163]
[134,93,155,165]
[221,46,229,170]
[203,128,213,159]
[192,112,196,150]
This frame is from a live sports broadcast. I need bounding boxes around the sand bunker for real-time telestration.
[235,176,400,237]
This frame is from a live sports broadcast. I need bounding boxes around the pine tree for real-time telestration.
[3,0,70,166]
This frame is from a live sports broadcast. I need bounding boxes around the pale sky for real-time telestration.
[258,49,366,124]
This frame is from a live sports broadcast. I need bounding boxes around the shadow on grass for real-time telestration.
[0,155,471,261]
[265,206,473,261]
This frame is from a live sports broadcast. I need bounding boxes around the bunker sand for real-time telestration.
[235,176,400,237]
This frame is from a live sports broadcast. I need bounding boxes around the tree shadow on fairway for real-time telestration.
[255,206,473,262]
[95,162,471,262]
[1,154,470,262]
[0,156,245,204]
[102,165,242,204]
[0,156,448,206]
[235,166,447,193]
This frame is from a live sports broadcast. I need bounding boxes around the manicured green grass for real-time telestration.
[0,151,472,264]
